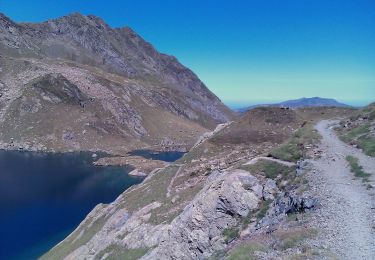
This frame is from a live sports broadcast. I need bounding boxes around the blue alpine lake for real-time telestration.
[128,149,185,162]
[0,150,143,260]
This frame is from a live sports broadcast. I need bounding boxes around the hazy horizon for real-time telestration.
[1,0,374,105]
[225,97,373,110]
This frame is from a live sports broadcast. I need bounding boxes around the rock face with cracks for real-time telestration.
[143,170,262,259]
[49,168,279,260]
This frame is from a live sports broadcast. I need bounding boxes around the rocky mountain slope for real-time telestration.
[0,13,234,154]
[238,97,350,113]
[42,106,355,259]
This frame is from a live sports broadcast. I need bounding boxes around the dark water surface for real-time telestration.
[0,150,143,260]
[128,149,185,162]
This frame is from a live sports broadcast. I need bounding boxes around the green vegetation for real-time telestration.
[357,136,375,157]
[270,125,320,162]
[225,241,268,260]
[274,228,318,250]
[337,102,375,157]
[241,160,303,192]
[270,142,303,162]
[121,165,178,212]
[340,124,370,143]
[95,244,149,260]
[339,125,375,156]
[223,228,318,260]
[222,227,240,243]
[242,199,271,229]
[242,160,296,180]
[286,250,321,260]
[256,200,272,220]
[41,215,108,260]
[346,155,371,183]
[369,110,375,120]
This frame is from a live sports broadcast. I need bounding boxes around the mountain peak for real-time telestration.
[48,12,110,30]
[0,12,234,153]
[0,12,17,27]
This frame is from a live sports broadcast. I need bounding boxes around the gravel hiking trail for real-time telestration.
[308,120,375,259]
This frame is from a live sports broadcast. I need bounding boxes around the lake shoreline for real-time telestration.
[0,144,188,171]
[0,148,186,259]
[0,150,145,260]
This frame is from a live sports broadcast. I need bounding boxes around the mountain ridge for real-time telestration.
[0,12,234,154]
[236,97,350,112]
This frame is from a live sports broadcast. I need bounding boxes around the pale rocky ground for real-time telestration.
[306,120,375,259]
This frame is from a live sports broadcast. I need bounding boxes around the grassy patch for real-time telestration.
[270,125,320,162]
[222,227,240,243]
[225,241,268,260]
[286,249,321,260]
[357,136,375,157]
[346,155,371,182]
[242,160,296,180]
[121,165,178,212]
[338,124,375,157]
[274,228,318,250]
[241,160,300,191]
[369,110,375,120]
[340,124,370,143]
[270,142,303,162]
[41,215,107,260]
[95,244,149,260]
[256,200,272,220]
[242,199,271,228]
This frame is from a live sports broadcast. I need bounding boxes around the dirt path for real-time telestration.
[166,164,184,198]
[243,156,296,167]
[308,120,375,259]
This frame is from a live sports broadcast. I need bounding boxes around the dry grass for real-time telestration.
[95,244,149,260]
[273,228,318,250]
[210,107,299,145]
[225,241,268,260]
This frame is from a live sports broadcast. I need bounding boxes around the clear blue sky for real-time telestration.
[1,0,374,107]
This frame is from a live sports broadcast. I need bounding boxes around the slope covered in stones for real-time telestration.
[42,107,353,259]
[0,13,234,154]
[335,102,375,157]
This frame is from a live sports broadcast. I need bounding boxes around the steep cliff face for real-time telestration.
[0,13,234,153]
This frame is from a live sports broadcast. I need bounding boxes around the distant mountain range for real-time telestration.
[237,97,351,112]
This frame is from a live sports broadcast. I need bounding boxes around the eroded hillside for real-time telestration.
[42,107,355,259]
[0,13,234,154]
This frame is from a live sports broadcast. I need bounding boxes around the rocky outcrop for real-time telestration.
[51,167,292,260]
[274,193,318,215]
[143,170,263,259]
